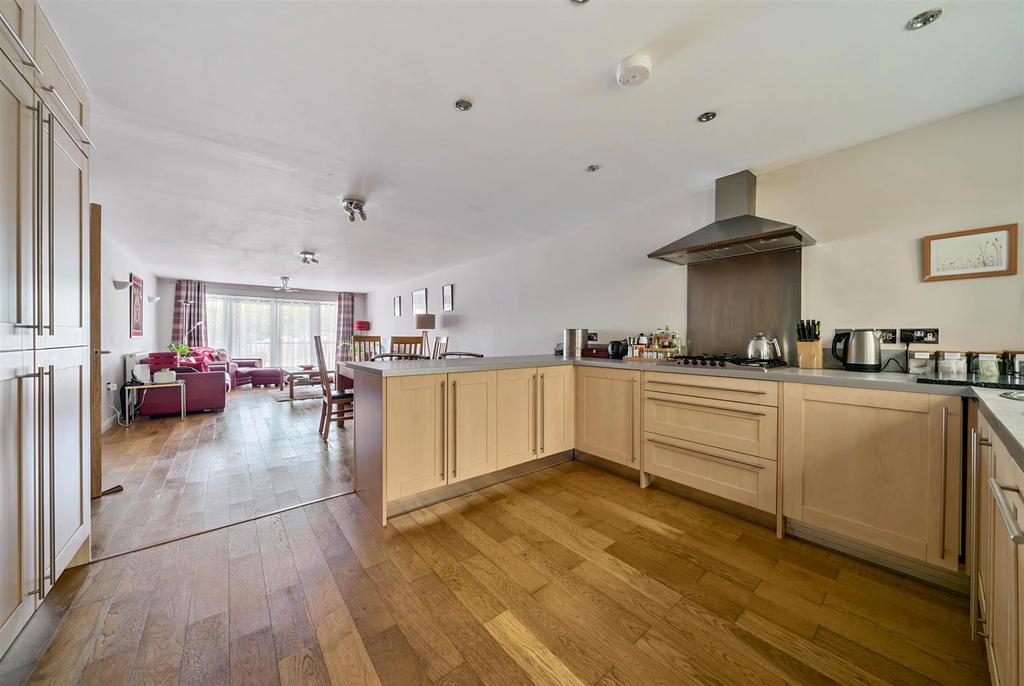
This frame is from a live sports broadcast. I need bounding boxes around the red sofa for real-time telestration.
[133,365,229,417]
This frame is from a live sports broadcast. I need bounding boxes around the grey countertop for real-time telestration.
[345,355,1024,468]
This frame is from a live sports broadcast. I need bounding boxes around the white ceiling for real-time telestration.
[43,0,1024,292]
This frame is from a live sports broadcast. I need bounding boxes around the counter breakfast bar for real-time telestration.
[346,355,1024,591]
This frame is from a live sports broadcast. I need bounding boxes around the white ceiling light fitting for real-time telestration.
[299,251,319,265]
[616,53,652,88]
[697,111,717,123]
[906,8,942,30]
[273,276,298,292]
[454,99,473,111]
[341,197,367,222]
[585,164,601,173]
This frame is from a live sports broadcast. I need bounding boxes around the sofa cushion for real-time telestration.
[178,358,210,373]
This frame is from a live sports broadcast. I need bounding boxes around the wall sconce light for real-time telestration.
[147,295,160,304]
[112,279,130,290]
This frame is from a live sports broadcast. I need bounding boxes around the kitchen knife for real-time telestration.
[797,321,806,341]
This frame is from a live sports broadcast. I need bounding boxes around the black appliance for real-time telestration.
[659,354,788,371]
[916,375,1024,391]
[608,340,627,359]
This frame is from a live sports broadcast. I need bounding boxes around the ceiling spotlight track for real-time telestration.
[299,251,319,265]
[341,197,367,222]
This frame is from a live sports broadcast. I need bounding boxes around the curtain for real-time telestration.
[172,280,208,347]
[336,292,354,365]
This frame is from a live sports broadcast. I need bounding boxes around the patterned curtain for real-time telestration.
[336,292,354,365]
[171,280,208,347]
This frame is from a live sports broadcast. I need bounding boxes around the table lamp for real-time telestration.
[415,313,435,353]
[354,320,371,332]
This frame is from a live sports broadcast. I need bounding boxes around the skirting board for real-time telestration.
[387,451,574,519]
[786,519,968,594]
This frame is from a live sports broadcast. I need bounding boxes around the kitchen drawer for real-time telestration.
[644,371,777,406]
[644,391,777,460]
[642,433,776,513]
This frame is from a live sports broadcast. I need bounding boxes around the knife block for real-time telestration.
[796,340,824,369]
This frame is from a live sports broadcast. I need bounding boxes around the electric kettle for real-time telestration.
[746,333,782,361]
[832,329,883,372]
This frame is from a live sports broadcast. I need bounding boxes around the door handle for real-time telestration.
[94,349,111,355]
[989,478,1024,544]
[36,367,45,599]
[539,373,545,454]
[439,381,446,481]
[939,406,948,559]
[47,365,55,587]
[46,112,54,337]
[451,380,457,480]
[0,12,42,73]
[531,373,537,455]
[969,428,980,640]
[41,86,92,147]
[35,103,43,338]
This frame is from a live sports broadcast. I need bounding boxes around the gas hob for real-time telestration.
[657,354,788,371]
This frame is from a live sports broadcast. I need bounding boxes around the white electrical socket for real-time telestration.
[105,382,118,391]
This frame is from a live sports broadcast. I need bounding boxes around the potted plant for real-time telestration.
[167,342,190,357]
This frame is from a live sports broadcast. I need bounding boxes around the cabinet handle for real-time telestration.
[439,381,446,481]
[969,428,980,640]
[451,380,457,479]
[647,379,766,395]
[539,374,545,454]
[48,365,55,585]
[989,478,1024,545]
[647,394,767,416]
[46,113,54,336]
[939,406,948,559]
[630,377,636,463]
[646,437,765,470]
[531,374,537,455]
[35,103,43,338]
[0,11,43,73]
[41,86,93,148]
[36,367,45,599]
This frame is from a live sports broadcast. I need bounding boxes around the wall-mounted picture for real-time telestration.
[129,273,144,337]
[442,283,454,311]
[393,295,401,317]
[412,288,427,315]
[923,223,1018,282]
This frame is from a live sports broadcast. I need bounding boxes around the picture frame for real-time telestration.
[129,273,144,337]
[412,288,427,315]
[923,223,1018,282]
[393,295,401,317]
[442,283,454,312]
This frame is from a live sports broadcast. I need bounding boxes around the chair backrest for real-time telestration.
[390,335,424,357]
[352,335,382,361]
[312,335,333,396]
[439,352,484,359]
[431,336,450,359]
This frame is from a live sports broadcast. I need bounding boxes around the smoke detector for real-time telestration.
[341,197,367,222]
[299,251,319,265]
[616,53,652,88]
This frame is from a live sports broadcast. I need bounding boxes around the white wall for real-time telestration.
[367,97,1024,355]
[100,235,156,429]
[758,96,1023,351]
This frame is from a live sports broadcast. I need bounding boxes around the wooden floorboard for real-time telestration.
[3,459,989,685]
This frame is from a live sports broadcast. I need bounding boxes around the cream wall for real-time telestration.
[367,97,1023,356]
[100,235,156,430]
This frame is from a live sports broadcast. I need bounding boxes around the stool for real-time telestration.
[251,368,285,389]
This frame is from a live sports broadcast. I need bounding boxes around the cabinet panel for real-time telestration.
[575,366,640,467]
[783,384,960,570]
[496,368,535,469]
[643,433,776,513]
[0,0,35,81]
[989,432,1021,686]
[644,371,777,406]
[448,371,496,483]
[33,6,89,147]
[386,374,445,500]
[539,365,573,457]
[644,391,777,460]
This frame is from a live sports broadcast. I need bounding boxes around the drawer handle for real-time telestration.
[0,12,43,73]
[41,86,94,148]
[647,379,766,395]
[646,438,765,470]
[647,395,767,416]
[989,478,1024,545]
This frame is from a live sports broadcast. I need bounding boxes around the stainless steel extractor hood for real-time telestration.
[648,170,815,265]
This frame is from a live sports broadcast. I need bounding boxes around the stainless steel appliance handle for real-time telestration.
[46,112,54,336]
[539,373,545,454]
[0,11,42,73]
[647,379,766,395]
[647,394,767,417]
[646,437,765,470]
[41,86,93,148]
[48,365,55,585]
[969,428,980,640]
[939,406,948,559]
[989,478,1024,544]
[451,380,457,479]
[439,380,446,481]
[36,366,44,599]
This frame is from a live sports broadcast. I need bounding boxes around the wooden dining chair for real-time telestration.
[352,335,382,361]
[431,336,449,359]
[314,335,353,441]
[439,352,484,359]
[390,335,425,357]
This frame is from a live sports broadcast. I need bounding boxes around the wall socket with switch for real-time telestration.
[105,382,118,391]
[899,328,939,344]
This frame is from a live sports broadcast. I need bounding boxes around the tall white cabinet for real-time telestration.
[0,0,90,659]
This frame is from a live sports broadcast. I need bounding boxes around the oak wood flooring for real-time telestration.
[8,460,988,685]
[92,388,353,558]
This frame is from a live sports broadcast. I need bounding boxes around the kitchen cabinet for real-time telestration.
[385,374,446,500]
[0,0,35,81]
[783,384,961,571]
[32,5,89,150]
[538,365,573,457]
[448,370,497,483]
[575,366,641,467]
[496,367,536,469]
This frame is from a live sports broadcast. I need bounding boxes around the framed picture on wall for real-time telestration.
[129,273,144,337]
[412,288,427,315]
[393,296,401,317]
[923,223,1018,281]
[442,283,454,311]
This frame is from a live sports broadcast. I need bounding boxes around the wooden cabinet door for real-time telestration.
[783,384,961,570]
[35,104,87,349]
[539,365,573,457]
[989,433,1021,686]
[448,371,496,483]
[575,366,640,467]
[0,0,36,81]
[386,374,445,500]
[33,5,89,147]
[496,367,536,469]
[37,345,88,589]
[643,392,777,460]
[0,350,38,657]
[0,48,34,353]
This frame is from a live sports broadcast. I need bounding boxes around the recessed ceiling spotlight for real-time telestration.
[585,164,601,173]
[697,111,717,123]
[454,99,473,111]
[905,8,942,30]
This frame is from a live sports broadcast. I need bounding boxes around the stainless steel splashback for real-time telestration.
[686,249,801,364]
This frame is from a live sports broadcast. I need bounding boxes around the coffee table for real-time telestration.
[283,367,334,400]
